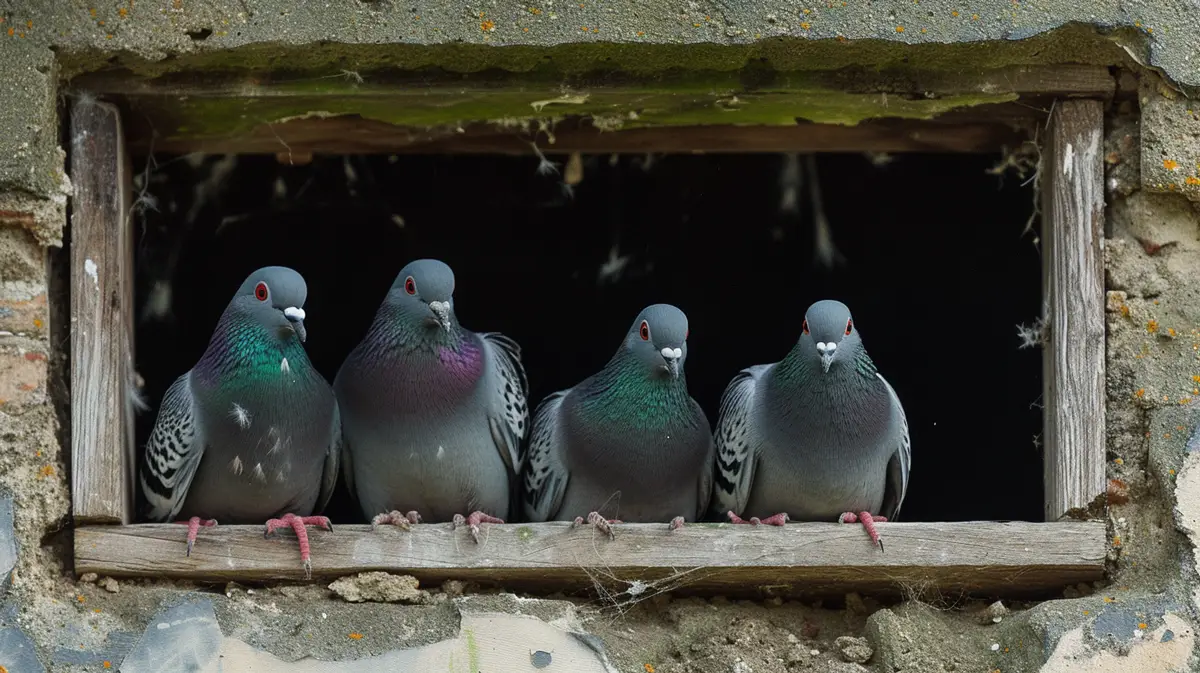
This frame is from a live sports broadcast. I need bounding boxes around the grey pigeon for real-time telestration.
[140,266,340,576]
[523,304,713,536]
[711,299,910,549]
[333,259,529,542]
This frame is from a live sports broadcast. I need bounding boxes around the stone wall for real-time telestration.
[0,2,1199,671]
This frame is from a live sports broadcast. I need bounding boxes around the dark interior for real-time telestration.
[132,150,1043,525]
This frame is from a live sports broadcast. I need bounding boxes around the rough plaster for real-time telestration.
[0,2,1199,671]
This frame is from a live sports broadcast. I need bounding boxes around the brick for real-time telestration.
[0,342,48,410]
[0,287,47,337]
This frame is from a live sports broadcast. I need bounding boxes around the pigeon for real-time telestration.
[711,299,910,549]
[333,259,529,542]
[140,266,341,577]
[522,304,714,536]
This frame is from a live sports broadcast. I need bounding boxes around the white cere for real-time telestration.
[660,347,683,359]
[815,341,837,354]
[283,306,305,321]
[230,403,252,429]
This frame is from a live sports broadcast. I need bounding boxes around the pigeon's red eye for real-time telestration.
[404,276,417,295]
[845,318,853,336]
[802,319,810,335]
[639,320,650,341]
[254,282,269,302]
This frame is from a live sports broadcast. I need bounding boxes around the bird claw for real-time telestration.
[174,517,218,557]
[263,513,333,579]
[838,511,887,551]
[372,510,422,531]
[727,511,789,526]
[452,511,504,544]
[573,512,620,539]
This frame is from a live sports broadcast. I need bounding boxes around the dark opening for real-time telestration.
[132,151,1043,525]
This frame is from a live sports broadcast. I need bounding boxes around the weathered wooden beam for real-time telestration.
[1041,99,1106,521]
[69,100,135,525]
[124,116,1030,156]
[76,521,1106,597]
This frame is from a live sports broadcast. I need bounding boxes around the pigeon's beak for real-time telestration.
[816,341,836,373]
[660,346,683,378]
[283,306,307,343]
[428,301,452,332]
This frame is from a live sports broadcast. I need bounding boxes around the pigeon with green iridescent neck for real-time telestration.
[334,259,529,542]
[712,299,911,550]
[522,304,713,536]
[140,266,341,577]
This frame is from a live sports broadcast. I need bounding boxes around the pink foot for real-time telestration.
[452,510,504,544]
[264,513,333,579]
[670,516,686,531]
[173,517,218,557]
[573,511,622,539]
[727,511,790,526]
[839,511,888,550]
[372,510,422,530]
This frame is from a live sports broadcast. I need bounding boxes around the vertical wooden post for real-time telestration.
[1041,99,1106,521]
[70,100,135,525]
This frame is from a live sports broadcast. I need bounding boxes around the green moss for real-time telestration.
[465,628,480,673]
[123,82,1017,147]
[515,525,536,541]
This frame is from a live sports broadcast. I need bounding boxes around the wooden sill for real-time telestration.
[75,520,1106,597]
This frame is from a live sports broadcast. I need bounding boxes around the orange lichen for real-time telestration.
[529,7,542,14]
[1169,328,1178,337]
[348,632,363,640]
[800,21,811,29]
[89,8,96,16]
[76,594,85,602]
[7,27,14,36]
[1147,320,1159,334]
[896,25,905,32]
[1104,596,1116,603]
[39,465,54,479]
[952,10,960,16]
[480,20,495,31]
[1134,388,1145,398]
[972,13,980,19]
[1170,469,1177,476]
[104,663,111,669]
[1120,304,1131,317]
[1138,622,1148,629]
[1186,176,1200,186]
[1115,457,1125,465]
[1083,610,1090,616]
[1164,159,1179,170]
[636,31,645,36]
[119,7,127,16]
[645,665,655,673]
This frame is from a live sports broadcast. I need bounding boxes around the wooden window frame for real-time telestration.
[69,71,1109,597]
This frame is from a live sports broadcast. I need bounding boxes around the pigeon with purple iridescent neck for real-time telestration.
[522,304,714,537]
[334,259,529,542]
[140,266,341,577]
[712,299,911,550]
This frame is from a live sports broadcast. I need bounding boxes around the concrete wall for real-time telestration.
[0,3,1199,671]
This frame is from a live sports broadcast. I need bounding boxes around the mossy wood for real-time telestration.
[1041,100,1106,521]
[68,64,1115,155]
[76,521,1106,597]
[69,101,136,525]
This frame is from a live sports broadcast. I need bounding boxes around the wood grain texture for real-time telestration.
[76,521,1106,597]
[70,100,135,525]
[1041,99,1107,521]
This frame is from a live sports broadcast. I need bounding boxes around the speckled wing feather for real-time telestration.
[140,372,205,522]
[314,401,343,514]
[481,332,530,476]
[878,373,911,520]
[521,390,570,522]
[711,364,773,518]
